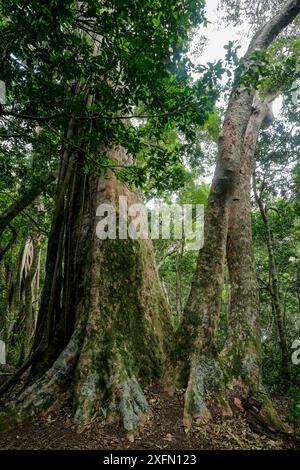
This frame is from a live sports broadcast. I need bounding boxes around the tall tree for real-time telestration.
[172,0,300,428]
[0,0,220,433]
[223,93,289,431]
[253,165,291,386]
[251,109,300,388]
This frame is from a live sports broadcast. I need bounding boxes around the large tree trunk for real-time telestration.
[172,0,300,428]
[0,144,172,434]
[2,233,42,365]
[72,165,171,429]
[223,95,286,431]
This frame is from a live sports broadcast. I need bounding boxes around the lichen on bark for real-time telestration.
[0,146,172,434]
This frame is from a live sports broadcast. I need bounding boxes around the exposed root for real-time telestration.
[244,392,290,435]
[0,353,36,397]
[73,349,149,434]
[183,355,231,428]
[223,374,290,435]
[116,377,148,433]
[0,321,83,432]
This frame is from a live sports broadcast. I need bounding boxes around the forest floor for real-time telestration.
[0,383,298,450]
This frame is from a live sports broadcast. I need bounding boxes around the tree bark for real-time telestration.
[173,0,300,427]
[2,234,42,365]
[222,95,287,431]
[0,225,18,263]
[0,143,172,434]
[175,241,184,318]
[19,235,42,364]
[72,157,172,430]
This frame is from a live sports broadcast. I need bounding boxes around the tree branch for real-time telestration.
[1,101,201,123]
[0,173,57,238]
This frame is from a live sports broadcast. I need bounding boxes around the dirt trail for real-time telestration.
[0,384,297,450]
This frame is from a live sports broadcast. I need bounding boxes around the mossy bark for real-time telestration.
[0,315,84,432]
[177,96,289,432]
[2,234,41,365]
[0,146,172,434]
[71,147,172,431]
[172,85,257,426]
[222,100,266,389]
[29,119,78,380]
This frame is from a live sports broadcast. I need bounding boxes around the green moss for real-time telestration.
[0,408,19,433]
[0,389,55,433]
[96,238,168,384]
[73,234,172,428]
[183,355,227,424]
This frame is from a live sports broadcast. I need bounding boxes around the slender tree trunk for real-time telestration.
[19,235,42,363]
[223,266,230,324]
[172,0,300,427]
[0,173,56,239]
[2,234,42,365]
[253,170,291,386]
[29,26,101,377]
[224,108,263,391]
[4,237,27,344]
[175,241,184,318]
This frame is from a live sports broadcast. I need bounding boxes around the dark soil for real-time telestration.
[0,383,298,450]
